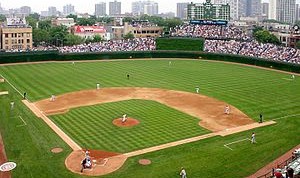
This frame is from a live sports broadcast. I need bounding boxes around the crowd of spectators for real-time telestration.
[170,24,250,40]
[3,46,58,53]
[204,40,300,64]
[58,38,156,53]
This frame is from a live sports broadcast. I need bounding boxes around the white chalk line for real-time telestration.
[0,74,23,98]
[281,78,293,81]
[272,114,300,121]
[224,138,251,151]
[15,115,27,127]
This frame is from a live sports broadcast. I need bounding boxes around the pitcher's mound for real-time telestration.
[51,147,63,153]
[112,118,140,127]
[139,159,151,165]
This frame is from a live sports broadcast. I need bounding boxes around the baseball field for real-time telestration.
[0,59,299,178]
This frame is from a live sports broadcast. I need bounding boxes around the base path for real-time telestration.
[34,87,254,132]
[0,133,11,178]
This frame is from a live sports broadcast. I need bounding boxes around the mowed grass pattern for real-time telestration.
[0,59,300,178]
[0,60,299,122]
[50,99,208,152]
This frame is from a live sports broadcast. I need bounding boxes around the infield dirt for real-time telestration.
[34,87,254,132]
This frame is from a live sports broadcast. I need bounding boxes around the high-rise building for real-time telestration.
[262,2,269,19]
[48,6,57,17]
[109,0,121,16]
[269,0,296,24]
[95,2,106,17]
[246,0,262,17]
[132,1,144,15]
[296,4,300,21]
[132,1,158,16]
[212,0,246,21]
[63,4,75,16]
[143,2,158,15]
[20,6,31,16]
[177,3,189,19]
[188,0,230,21]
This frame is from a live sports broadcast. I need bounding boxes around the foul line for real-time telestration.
[0,74,23,98]
[16,115,27,127]
[281,78,293,81]
[272,114,300,121]
[224,138,251,151]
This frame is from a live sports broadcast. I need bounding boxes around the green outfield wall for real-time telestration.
[0,51,299,73]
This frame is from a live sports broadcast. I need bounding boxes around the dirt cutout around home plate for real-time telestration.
[35,87,254,132]
[65,150,127,176]
[112,118,140,127]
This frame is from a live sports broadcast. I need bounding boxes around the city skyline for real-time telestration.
[3,0,299,15]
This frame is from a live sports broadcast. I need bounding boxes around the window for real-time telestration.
[27,39,30,43]
[5,40,8,44]
[5,34,8,38]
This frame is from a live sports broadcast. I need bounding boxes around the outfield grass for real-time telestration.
[0,59,299,178]
[50,99,208,152]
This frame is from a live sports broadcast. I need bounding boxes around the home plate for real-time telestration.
[0,91,8,95]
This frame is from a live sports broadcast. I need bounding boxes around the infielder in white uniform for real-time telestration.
[50,95,56,101]
[96,83,100,90]
[251,132,256,144]
[122,114,127,123]
[224,105,230,114]
[195,86,200,93]
[180,167,187,178]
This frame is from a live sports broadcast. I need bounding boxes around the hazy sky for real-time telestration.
[0,0,299,14]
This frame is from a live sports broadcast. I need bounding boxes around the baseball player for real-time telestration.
[224,105,230,114]
[10,101,14,110]
[50,95,56,101]
[291,74,295,79]
[122,114,127,123]
[179,167,187,178]
[96,83,100,90]
[195,86,200,93]
[251,132,256,144]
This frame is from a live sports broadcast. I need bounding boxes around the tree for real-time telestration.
[64,34,84,46]
[32,29,50,46]
[253,29,281,45]
[123,17,135,23]
[38,20,51,30]
[97,16,114,24]
[92,35,102,42]
[85,37,93,44]
[164,18,183,29]
[0,14,6,22]
[66,14,78,22]
[25,16,38,29]
[28,13,40,21]
[123,32,134,39]
[49,26,69,46]
[296,41,300,49]
[77,18,96,26]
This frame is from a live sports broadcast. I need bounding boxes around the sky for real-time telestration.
[0,0,299,14]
